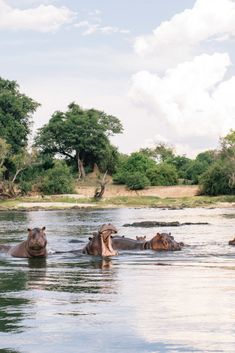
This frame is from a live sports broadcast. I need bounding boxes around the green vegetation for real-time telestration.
[0,75,235,199]
[1,194,235,211]
[34,102,123,179]
[39,160,75,195]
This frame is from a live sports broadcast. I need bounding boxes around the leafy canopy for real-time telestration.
[0,77,39,153]
[35,103,123,173]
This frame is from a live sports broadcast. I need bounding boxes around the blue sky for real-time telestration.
[0,0,235,156]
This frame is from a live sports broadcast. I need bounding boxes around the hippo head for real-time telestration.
[26,227,47,256]
[228,237,235,246]
[84,223,118,256]
[136,236,146,241]
[149,232,182,251]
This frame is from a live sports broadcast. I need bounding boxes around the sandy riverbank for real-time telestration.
[75,185,200,198]
[0,184,235,210]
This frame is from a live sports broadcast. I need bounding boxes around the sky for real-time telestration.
[0,0,235,157]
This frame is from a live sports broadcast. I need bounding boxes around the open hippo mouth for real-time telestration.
[83,223,118,256]
[99,224,118,256]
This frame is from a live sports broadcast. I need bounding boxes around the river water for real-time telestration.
[0,207,235,353]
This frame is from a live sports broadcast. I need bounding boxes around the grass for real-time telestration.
[99,195,235,207]
[0,194,235,210]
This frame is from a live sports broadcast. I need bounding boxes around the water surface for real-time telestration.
[0,207,235,353]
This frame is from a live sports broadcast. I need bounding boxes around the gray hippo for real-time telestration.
[112,232,183,251]
[228,237,235,245]
[0,227,47,258]
[82,223,118,256]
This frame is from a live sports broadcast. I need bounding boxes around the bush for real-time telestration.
[113,152,155,186]
[40,160,75,194]
[19,180,34,194]
[199,161,235,195]
[125,172,150,190]
[146,163,178,186]
[185,160,210,184]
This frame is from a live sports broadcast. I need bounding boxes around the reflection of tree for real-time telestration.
[0,253,118,341]
[0,271,30,333]
[42,256,117,295]
[0,258,47,333]
[0,349,21,353]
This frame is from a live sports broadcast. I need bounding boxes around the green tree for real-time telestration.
[140,142,175,162]
[200,161,235,195]
[125,172,150,190]
[146,163,178,186]
[185,151,216,184]
[35,103,123,179]
[166,155,193,180]
[40,160,75,194]
[0,148,37,198]
[113,152,155,185]
[0,77,39,153]
[0,138,10,178]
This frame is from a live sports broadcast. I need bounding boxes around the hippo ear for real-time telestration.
[27,228,32,232]
[42,226,46,231]
[144,236,146,239]
[155,233,162,240]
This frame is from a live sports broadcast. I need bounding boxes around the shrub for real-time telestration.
[199,161,235,195]
[19,180,34,194]
[113,152,155,186]
[125,172,150,190]
[146,163,178,186]
[40,160,75,194]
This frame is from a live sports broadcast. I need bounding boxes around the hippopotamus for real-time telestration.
[0,227,47,258]
[136,236,146,241]
[112,232,183,251]
[228,237,235,245]
[82,223,118,256]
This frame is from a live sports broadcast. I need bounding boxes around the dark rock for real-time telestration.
[68,239,84,243]
[123,221,180,227]
[123,221,209,227]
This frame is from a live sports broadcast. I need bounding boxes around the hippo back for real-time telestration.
[112,236,145,251]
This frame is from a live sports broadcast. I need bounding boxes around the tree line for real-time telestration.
[0,76,235,197]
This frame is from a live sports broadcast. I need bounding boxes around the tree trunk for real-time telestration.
[93,171,108,200]
[76,152,86,180]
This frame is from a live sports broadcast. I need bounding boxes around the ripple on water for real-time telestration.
[0,208,235,353]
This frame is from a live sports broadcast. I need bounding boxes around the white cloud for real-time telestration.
[129,53,235,152]
[134,0,235,58]
[0,0,75,32]
[74,11,130,36]
[74,21,130,36]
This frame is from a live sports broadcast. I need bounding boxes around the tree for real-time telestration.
[140,142,175,162]
[220,129,235,150]
[185,151,216,184]
[40,160,75,194]
[113,152,155,185]
[0,138,10,178]
[166,155,193,180]
[146,163,178,186]
[0,77,39,153]
[35,103,123,179]
[125,172,150,190]
[200,161,235,195]
[0,148,37,198]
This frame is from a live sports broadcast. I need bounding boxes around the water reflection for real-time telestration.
[0,208,235,352]
[0,349,22,353]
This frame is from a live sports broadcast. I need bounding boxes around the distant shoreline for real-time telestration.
[0,184,235,211]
